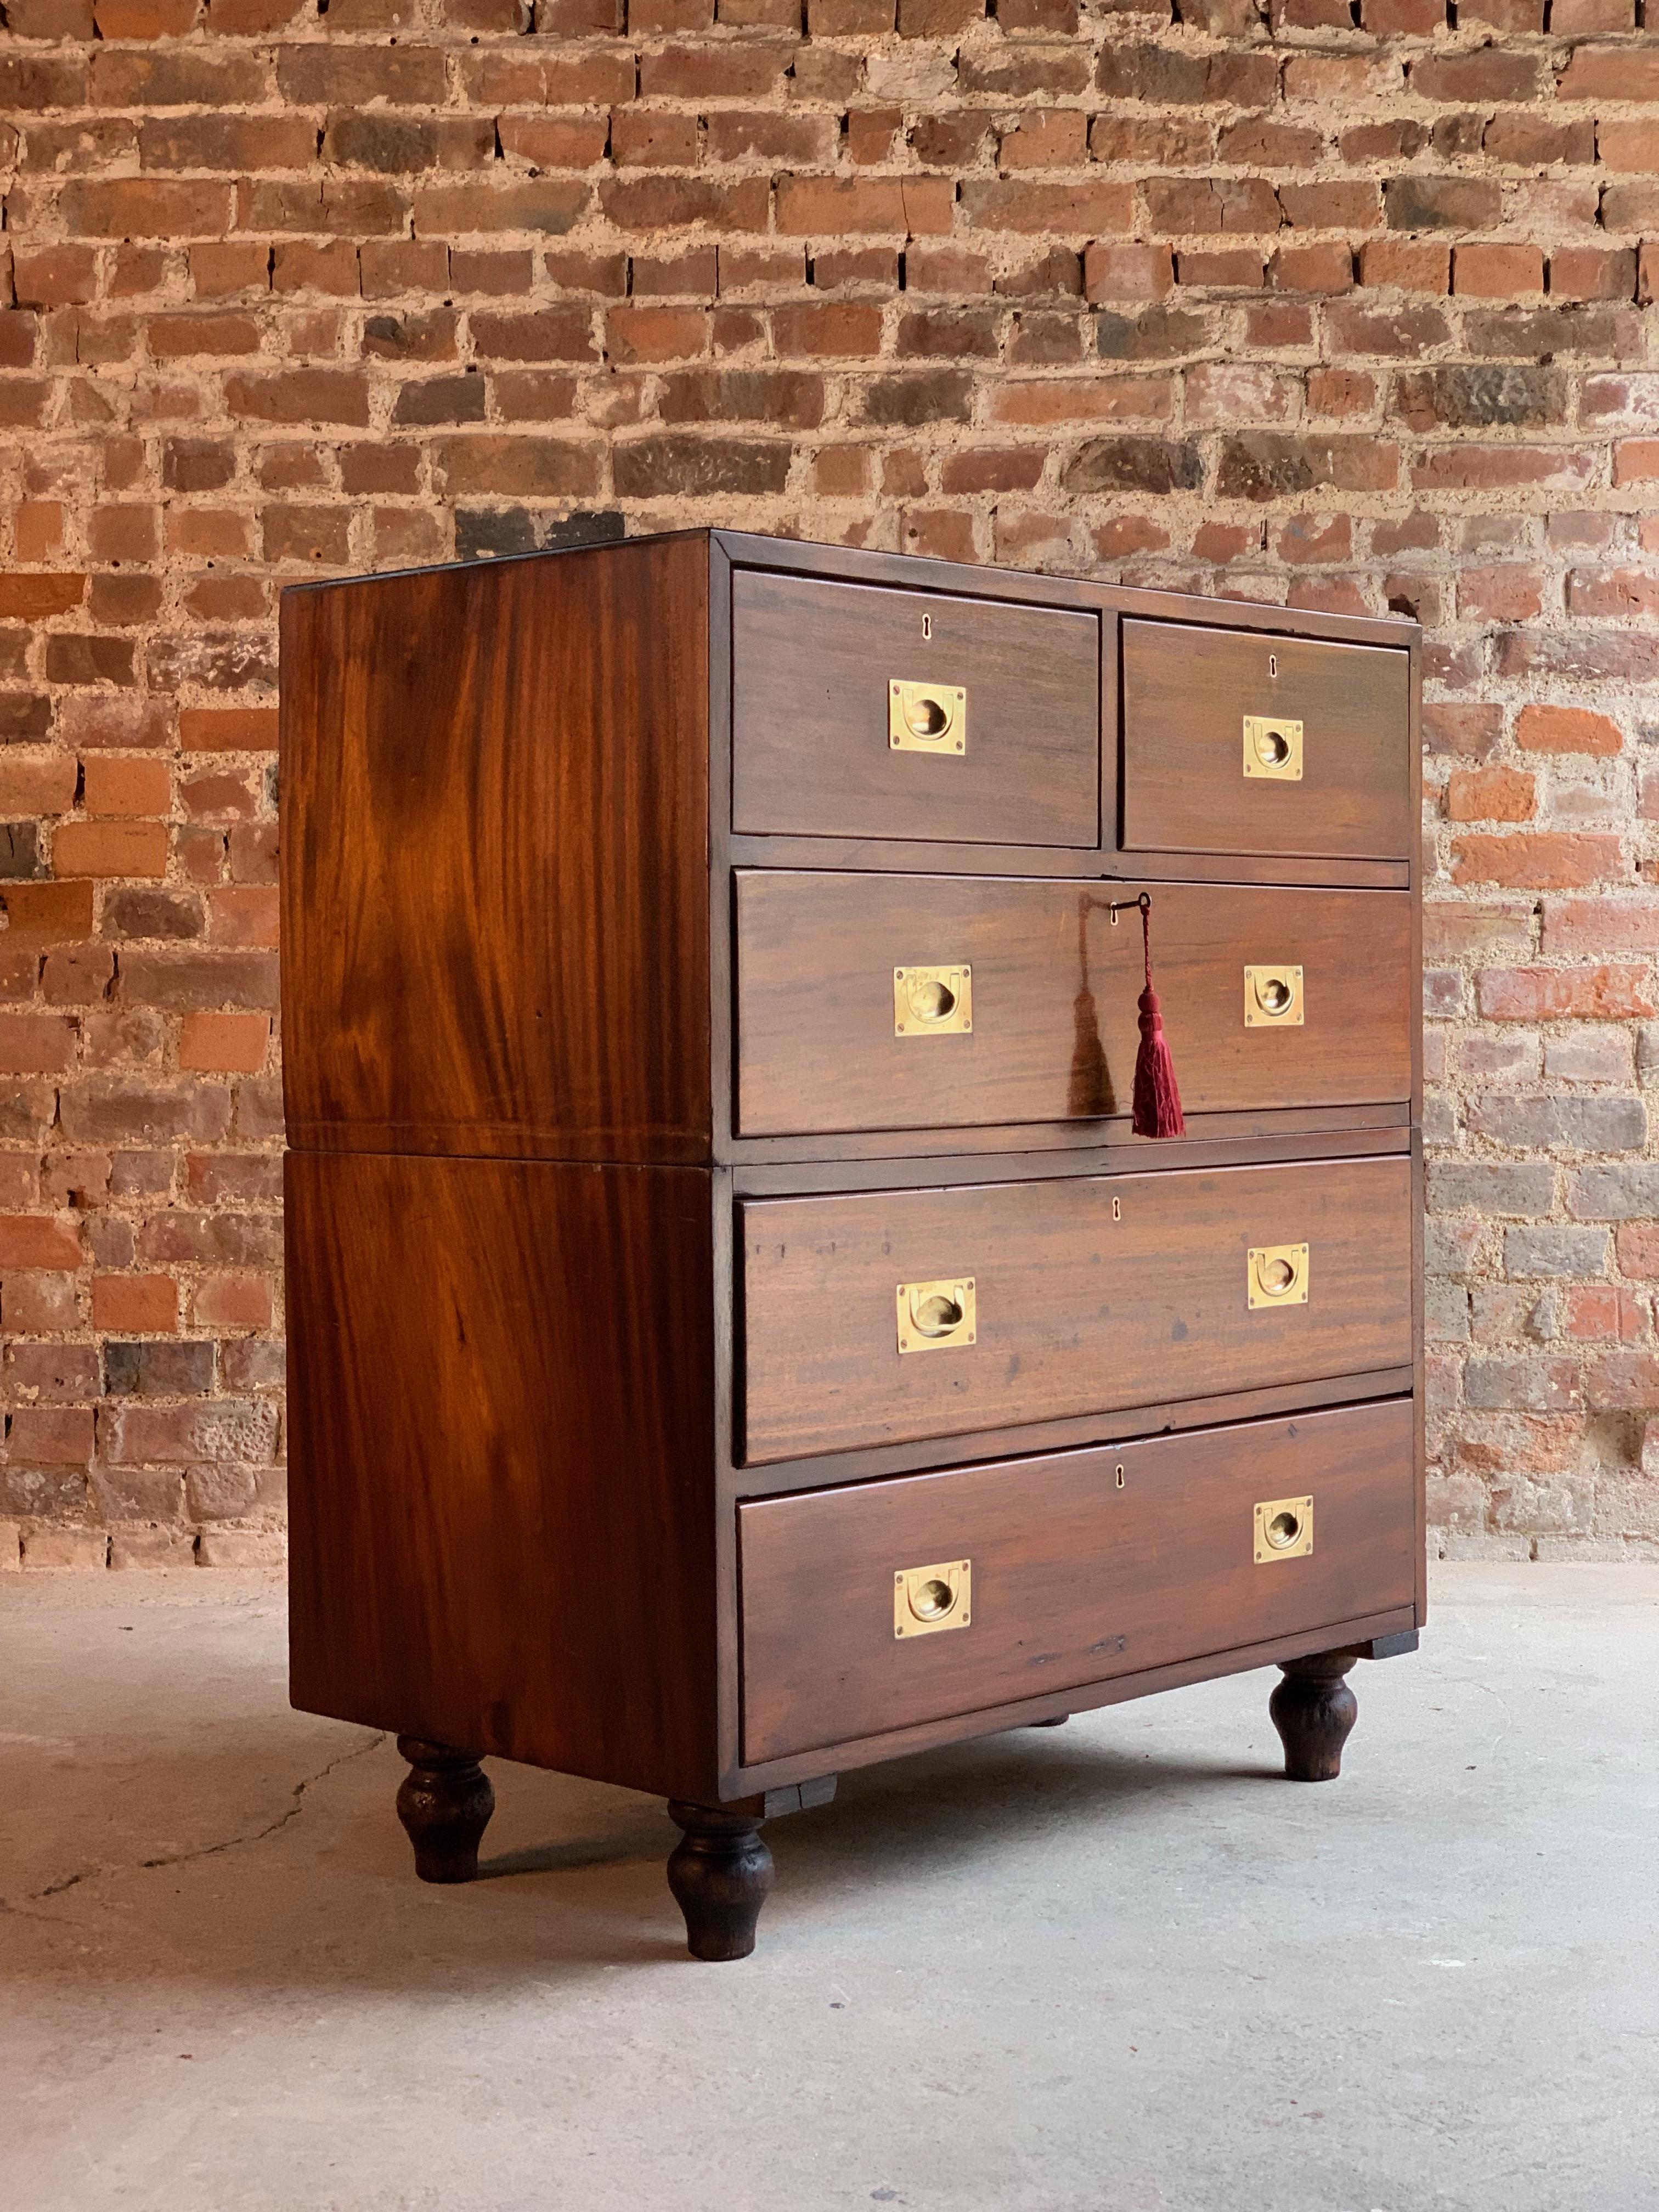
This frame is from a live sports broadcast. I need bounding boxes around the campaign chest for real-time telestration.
[281,531,1423,1960]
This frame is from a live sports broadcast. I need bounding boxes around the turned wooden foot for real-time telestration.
[1269,1651,1359,1782]
[396,1736,495,1882]
[665,1801,774,1961]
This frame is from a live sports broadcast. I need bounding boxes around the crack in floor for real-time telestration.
[15,1731,388,1906]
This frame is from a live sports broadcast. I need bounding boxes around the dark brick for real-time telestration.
[1061,438,1204,494]
[104,1341,217,1398]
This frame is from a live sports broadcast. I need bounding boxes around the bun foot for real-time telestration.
[666,1801,774,1961]
[1270,1652,1359,1782]
[396,1737,495,1882]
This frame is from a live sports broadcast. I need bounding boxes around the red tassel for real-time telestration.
[1130,894,1185,1141]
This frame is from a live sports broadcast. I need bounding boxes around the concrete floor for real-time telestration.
[3,1567,1656,2212]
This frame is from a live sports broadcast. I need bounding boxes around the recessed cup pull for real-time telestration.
[890,679,967,755]
[1244,965,1304,1027]
[894,964,972,1036]
[896,1276,977,1354]
[1243,714,1303,781]
[893,1559,972,1638]
[1254,1495,1313,1564]
[1248,1243,1310,1310]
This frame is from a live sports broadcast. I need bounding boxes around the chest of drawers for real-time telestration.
[281,531,1423,1961]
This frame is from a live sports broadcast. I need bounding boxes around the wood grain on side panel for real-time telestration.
[731,569,1100,847]
[280,535,712,1162]
[739,1400,1416,1763]
[286,1150,721,1800]
[734,871,1412,1137]
[740,1155,1413,1463]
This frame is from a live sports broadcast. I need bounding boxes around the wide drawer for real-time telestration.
[734,870,1412,1138]
[739,1398,1416,1763]
[738,1155,1412,1465]
[731,570,1100,847]
[1121,620,1412,862]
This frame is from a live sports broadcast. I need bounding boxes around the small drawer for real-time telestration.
[734,869,1412,1138]
[738,1398,1415,1763]
[731,570,1100,847]
[738,1155,1412,1464]
[1121,619,1413,862]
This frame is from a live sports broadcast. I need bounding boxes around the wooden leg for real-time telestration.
[396,1736,495,1882]
[665,1801,774,1961]
[1269,1651,1359,1782]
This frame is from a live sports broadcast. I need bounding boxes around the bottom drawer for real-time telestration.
[738,1399,1415,1765]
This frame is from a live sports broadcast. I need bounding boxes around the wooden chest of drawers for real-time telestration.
[281,531,1423,1961]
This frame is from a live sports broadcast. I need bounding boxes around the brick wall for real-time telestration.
[2,0,1657,1568]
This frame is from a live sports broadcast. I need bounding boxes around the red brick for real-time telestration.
[0,1216,82,1270]
[92,1273,178,1332]
[1476,966,1656,1020]
[191,1274,273,1329]
[1452,833,1623,890]
[178,1012,270,1072]
[1446,767,1536,823]
[82,757,171,818]
[0,574,87,619]
[1515,706,1622,757]
[776,177,955,238]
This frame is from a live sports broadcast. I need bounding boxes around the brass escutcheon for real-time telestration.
[893,1559,972,1638]
[890,679,967,755]
[894,964,973,1037]
[1243,714,1304,781]
[1244,964,1305,1027]
[1254,1494,1314,1564]
[896,1276,977,1355]
[1248,1243,1310,1310]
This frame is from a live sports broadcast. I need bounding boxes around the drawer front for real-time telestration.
[1121,620,1412,862]
[731,571,1100,847]
[735,869,1412,1138]
[739,1398,1416,1763]
[739,1155,1412,1464]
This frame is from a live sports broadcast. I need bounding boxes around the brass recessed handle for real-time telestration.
[894,964,972,1036]
[1243,714,1303,780]
[896,1276,976,1353]
[894,1559,972,1637]
[890,679,967,754]
[1248,1243,1308,1309]
[1244,964,1304,1026]
[1255,1495,1313,1564]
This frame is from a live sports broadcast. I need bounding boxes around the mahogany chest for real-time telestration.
[281,531,1424,1960]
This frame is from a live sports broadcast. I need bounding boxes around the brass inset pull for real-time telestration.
[1254,1495,1313,1564]
[1243,714,1303,781]
[1244,964,1304,1027]
[894,964,972,1036]
[1248,1243,1309,1309]
[889,679,967,754]
[894,1559,972,1637]
[896,1276,976,1354]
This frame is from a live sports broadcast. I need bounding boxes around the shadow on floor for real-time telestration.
[9,1714,1289,1995]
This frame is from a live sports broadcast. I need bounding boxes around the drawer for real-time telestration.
[731,570,1100,847]
[739,1398,1416,1763]
[738,1155,1412,1465]
[1121,620,1412,862]
[734,870,1411,1138]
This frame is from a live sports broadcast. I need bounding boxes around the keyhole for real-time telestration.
[922,612,932,640]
